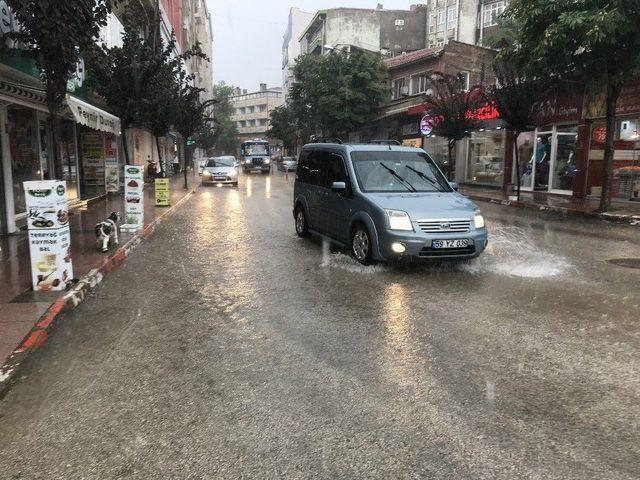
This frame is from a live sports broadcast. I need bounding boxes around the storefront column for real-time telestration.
[0,104,16,234]
[503,129,514,194]
[572,120,589,199]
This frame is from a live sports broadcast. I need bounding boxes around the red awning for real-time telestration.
[407,103,427,116]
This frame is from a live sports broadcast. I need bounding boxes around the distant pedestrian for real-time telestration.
[173,154,180,174]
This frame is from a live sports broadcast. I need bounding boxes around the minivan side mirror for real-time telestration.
[449,181,459,191]
[331,181,346,191]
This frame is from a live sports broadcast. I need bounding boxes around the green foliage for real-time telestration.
[289,50,388,139]
[5,0,112,114]
[209,83,239,154]
[482,16,520,50]
[266,105,297,154]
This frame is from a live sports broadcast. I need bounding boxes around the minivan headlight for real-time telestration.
[386,209,413,231]
[474,210,485,229]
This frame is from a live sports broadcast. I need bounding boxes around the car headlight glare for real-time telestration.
[229,169,238,177]
[203,171,211,176]
[245,160,251,164]
[264,159,271,164]
[474,211,485,229]
[386,209,413,231]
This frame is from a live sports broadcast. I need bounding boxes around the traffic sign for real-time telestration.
[420,115,434,136]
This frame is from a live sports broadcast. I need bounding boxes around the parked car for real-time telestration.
[292,142,488,264]
[201,156,238,186]
[278,156,298,172]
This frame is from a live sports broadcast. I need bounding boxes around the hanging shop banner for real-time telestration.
[155,177,170,207]
[66,94,121,135]
[104,133,119,193]
[81,132,105,188]
[121,165,144,230]
[23,180,74,292]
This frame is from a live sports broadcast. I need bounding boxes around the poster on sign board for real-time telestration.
[121,165,144,231]
[23,180,74,292]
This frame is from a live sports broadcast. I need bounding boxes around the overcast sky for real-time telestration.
[206,1,413,92]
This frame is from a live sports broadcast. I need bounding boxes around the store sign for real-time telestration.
[66,94,121,136]
[155,178,170,207]
[592,126,607,144]
[467,102,500,121]
[420,115,434,135]
[121,166,144,230]
[586,82,640,118]
[23,181,74,292]
[402,138,422,148]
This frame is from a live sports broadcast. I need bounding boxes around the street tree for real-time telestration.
[423,72,485,180]
[5,0,113,178]
[171,69,216,189]
[504,0,640,211]
[487,60,547,199]
[266,105,297,155]
[289,50,388,139]
[209,83,239,155]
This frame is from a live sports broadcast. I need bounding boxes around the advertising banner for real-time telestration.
[104,133,119,193]
[155,177,170,207]
[121,165,144,231]
[81,132,105,188]
[23,181,74,292]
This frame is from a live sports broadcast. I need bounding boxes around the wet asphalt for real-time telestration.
[1,171,639,479]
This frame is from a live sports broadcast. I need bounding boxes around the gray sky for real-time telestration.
[206,1,413,92]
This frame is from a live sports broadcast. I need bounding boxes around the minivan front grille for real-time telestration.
[252,158,263,166]
[416,219,471,234]
[419,244,476,258]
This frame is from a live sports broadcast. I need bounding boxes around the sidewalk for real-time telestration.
[460,185,640,224]
[0,173,197,384]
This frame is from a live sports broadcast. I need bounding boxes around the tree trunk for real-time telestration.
[513,132,521,200]
[48,113,63,180]
[447,140,455,181]
[122,128,131,165]
[155,134,165,177]
[183,140,189,190]
[598,79,622,213]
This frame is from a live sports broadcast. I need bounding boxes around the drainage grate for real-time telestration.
[607,258,640,269]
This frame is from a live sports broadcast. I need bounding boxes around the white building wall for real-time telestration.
[325,11,380,52]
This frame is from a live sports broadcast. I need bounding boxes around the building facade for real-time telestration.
[282,7,314,104]
[300,6,429,57]
[230,85,284,151]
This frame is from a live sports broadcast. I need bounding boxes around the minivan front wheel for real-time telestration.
[352,226,375,265]
[294,207,309,238]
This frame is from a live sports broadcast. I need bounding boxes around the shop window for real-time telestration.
[8,105,40,215]
[59,120,79,200]
[552,130,578,191]
[423,135,453,178]
[618,118,640,141]
[466,129,505,186]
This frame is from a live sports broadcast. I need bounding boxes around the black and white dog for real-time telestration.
[95,212,120,252]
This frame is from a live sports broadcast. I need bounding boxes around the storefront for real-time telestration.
[511,88,584,195]
[584,83,640,200]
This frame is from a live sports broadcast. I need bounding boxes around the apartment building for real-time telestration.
[299,5,429,57]
[231,85,284,146]
[182,0,214,97]
[282,7,315,104]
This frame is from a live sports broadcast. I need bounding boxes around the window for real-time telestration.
[259,118,268,126]
[395,18,405,31]
[459,71,470,91]
[437,10,445,32]
[297,150,319,185]
[239,120,246,128]
[483,0,506,27]
[320,152,347,188]
[259,104,267,112]
[411,74,428,95]
[436,38,445,47]
[247,106,255,114]
[447,6,458,30]
[238,107,245,115]
[428,15,436,33]
[392,78,406,99]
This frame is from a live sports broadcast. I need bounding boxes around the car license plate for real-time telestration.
[431,239,469,249]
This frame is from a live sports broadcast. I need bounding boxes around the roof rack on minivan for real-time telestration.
[310,136,343,144]
[369,140,401,145]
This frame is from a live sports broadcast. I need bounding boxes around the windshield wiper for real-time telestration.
[378,163,416,192]
[405,165,446,192]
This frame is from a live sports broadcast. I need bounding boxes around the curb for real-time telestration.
[0,186,198,398]
[465,193,640,226]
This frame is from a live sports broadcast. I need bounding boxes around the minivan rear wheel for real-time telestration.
[294,207,309,238]
[351,225,375,265]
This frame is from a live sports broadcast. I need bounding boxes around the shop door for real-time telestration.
[532,129,553,191]
[550,126,578,192]
[59,120,79,200]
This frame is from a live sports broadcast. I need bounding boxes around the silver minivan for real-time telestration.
[293,142,488,264]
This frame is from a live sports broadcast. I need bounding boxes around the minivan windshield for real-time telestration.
[351,151,451,193]
[206,158,235,168]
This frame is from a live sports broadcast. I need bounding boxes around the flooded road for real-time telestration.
[1,172,639,479]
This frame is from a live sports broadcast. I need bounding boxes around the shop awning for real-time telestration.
[66,94,121,136]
